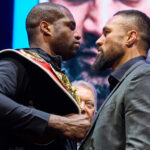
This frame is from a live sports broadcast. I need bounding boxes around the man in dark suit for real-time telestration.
[79,10,150,150]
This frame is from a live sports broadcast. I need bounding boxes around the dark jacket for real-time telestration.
[0,48,78,150]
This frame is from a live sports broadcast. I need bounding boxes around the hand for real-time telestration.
[48,114,90,141]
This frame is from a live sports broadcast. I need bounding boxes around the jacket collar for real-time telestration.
[22,48,63,72]
[109,56,146,91]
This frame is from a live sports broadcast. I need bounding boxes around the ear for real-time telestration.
[125,30,137,47]
[40,21,52,36]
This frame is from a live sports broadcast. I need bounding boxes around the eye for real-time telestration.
[70,24,75,30]
[68,22,76,31]
[103,31,109,37]
[85,102,94,109]
[103,32,107,37]
[103,27,111,37]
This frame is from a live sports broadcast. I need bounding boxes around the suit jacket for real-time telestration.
[80,60,150,150]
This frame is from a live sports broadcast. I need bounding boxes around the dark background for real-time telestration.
[0,0,14,50]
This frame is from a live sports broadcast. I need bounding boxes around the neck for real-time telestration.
[30,42,55,57]
[112,48,146,71]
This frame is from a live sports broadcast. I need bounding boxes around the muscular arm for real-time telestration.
[0,58,50,136]
[33,114,90,144]
[125,69,150,150]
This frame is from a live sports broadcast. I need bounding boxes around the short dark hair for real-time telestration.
[114,10,150,52]
[26,2,69,44]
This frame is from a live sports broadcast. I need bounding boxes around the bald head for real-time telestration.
[114,10,150,52]
[26,2,71,44]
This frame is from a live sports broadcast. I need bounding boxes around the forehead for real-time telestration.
[53,9,75,27]
[104,15,127,31]
[57,8,75,23]
[107,15,124,27]
[76,85,94,98]
[62,8,75,20]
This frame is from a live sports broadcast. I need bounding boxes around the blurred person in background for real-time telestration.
[72,80,97,122]
[72,80,97,149]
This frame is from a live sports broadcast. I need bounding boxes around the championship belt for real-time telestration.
[0,49,81,115]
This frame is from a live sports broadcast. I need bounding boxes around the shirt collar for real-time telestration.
[23,48,63,72]
[108,56,146,91]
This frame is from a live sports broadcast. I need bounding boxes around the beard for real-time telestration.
[92,50,111,72]
[92,47,124,72]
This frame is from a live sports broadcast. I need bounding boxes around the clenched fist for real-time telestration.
[48,114,90,141]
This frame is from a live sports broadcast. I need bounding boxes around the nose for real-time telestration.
[80,102,86,115]
[96,35,104,46]
[74,30,81,40]
[83,0,109,36]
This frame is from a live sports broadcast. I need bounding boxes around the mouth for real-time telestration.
[97,47,103,56]
[74,44,80,49]
[74,41,80,48]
